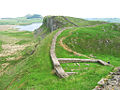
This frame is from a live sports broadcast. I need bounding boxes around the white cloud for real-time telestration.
[0,0,120,18]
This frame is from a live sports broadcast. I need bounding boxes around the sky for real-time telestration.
[0,0,120,18]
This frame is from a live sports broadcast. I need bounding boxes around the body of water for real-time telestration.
[15,23,42,31]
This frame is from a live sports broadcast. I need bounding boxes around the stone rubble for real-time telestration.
[93,67,120,90]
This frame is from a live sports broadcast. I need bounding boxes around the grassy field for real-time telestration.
[0,41,2,52]
[0,17,42,25]
[0,27,112,90]
[0,27,35,84]
[1,30,104,90]
[0,16,119,90]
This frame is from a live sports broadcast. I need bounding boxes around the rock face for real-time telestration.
[93,67,120,90]
[45,16,59,32]
[43,16,78,32]
[34,16,79,38]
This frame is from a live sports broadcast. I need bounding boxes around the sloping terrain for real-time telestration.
[56,23,120,89]
[0,16,119,90]
[0,28,35,83]
[0,16,42,25]
[35,16,106,38]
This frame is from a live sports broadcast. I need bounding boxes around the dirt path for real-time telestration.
[50,25,109,78]
[59,30,93,59]
[59,24,107,59]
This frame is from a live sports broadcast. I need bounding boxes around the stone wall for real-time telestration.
[50,27,71,78]
[50,27,110,78]
[93,67,120,90]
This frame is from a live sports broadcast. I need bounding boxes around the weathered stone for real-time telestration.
[98,60,109,65]
[114,67,120,71]
[50,28,71,78]
[98,78,106,85]
[93,67,120,90]
[58,58,98,63]
[67,72,78,75]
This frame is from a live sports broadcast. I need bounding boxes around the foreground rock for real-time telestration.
[93,67,120,90]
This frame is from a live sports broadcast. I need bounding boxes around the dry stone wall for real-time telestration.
[50,26,110,78]
[50,27,71,78]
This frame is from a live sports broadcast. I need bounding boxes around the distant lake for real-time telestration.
[15,23,42,31]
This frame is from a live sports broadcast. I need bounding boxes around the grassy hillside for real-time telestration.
[0,28,35,90]
[55,23,120,89]
[35,16,106,38]
[0,29,107,90]
[0,16,119,90]
[60,23,120,66]
[0,41,2,52]
[66,16,106,26]
[0,17,42,25]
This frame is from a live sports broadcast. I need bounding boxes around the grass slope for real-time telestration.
[66,16,106,26]
[61,23,120,66]
[0,16,119,90]
[0,41,2,52]
[0,29,111,90]
[55,23,120,90]
[0,29,35,83]
[35,16,106,38]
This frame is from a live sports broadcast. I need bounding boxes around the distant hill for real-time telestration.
[0,15,43,25]
[25,14,43,19]
[85,18,120,23]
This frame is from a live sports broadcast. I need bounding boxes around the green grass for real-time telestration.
[61,23,120,66]
[15,40,31,45]
[0,17,42,25]
[66,16,106,26]
[56,27,88,59]
[0,16,119,90]
[0,30,33,38]
[0,28,35,86]
[0,28,113,90]
[55,23,120,89]
[0,40,2,52]
[0,30,58,90]
[35,16,107,42]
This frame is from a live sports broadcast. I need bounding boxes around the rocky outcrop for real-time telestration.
[44,16,79,32]
[34,16,79,38]
[93,67,120,90]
